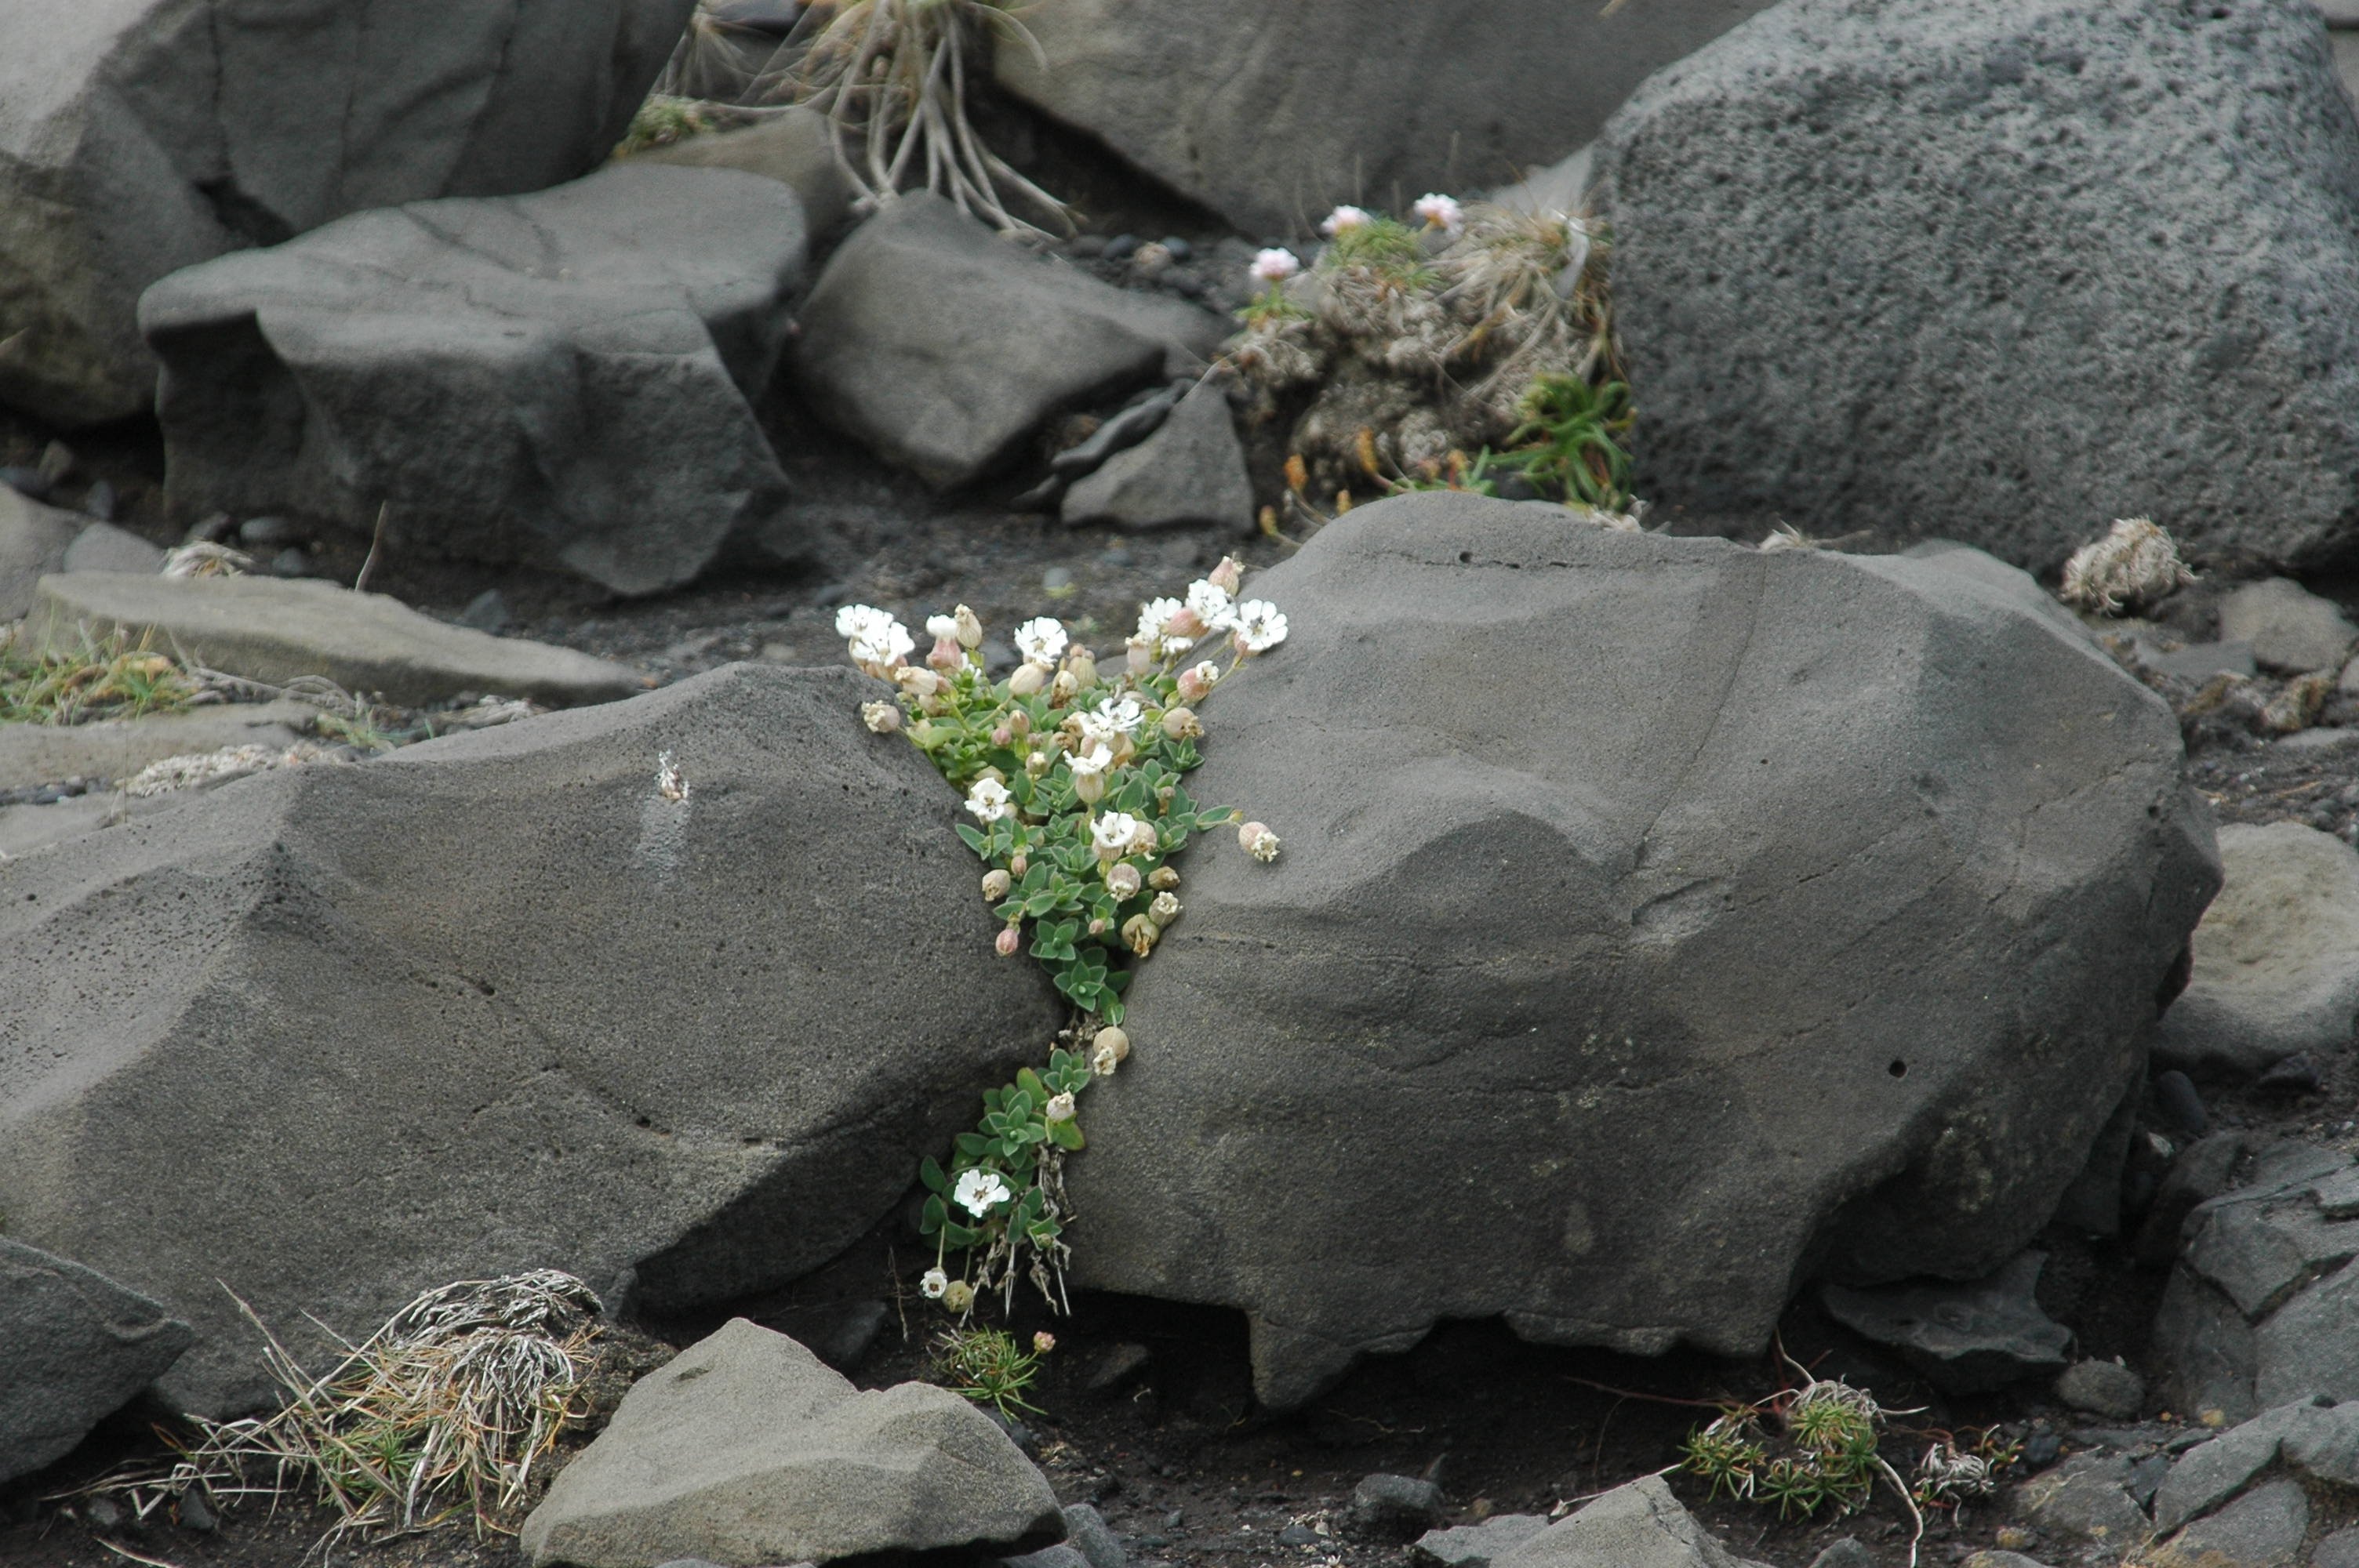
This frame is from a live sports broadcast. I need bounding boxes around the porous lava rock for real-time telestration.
[1068,493,2218,1406]
[1598,0,2359,570]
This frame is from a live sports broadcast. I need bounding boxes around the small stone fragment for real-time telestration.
[2219,578,2358,675]
[1351,1474,1445,1538]
[1414,1514,1550,1568]
[2056,1359,2146,1421]
[1819,1251,2070,1393]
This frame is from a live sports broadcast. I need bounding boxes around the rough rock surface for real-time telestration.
[1060,379,1255,533]
[60,521,165,577]
[143,163,805,597]
[2154,1142,2359,1421]
[993,0,1780,237]
[1492,1475,1765,1568]
[791,194,1226,490]
[2154,822,2359,1078]
[631,108,853,241]
[0,699,317,792]
[0,0,695,426]
[2055,1359,2146,1421]
[1066,494,2216,1407]
[519,1319,1062,1568]
[2016,1454,2150,1548]
[0,489,86,619]
[1416,1515,1552,1568]
[30,572,642,709]
[0,666,1059,1414]
[1819,1252,2071,1393]
[0,1240,194,1483]
[2218,578,2359,674]
[2165,1475,2308,1567]
[1598,0,2359,571]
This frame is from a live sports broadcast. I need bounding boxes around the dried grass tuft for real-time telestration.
[68,1272,604,1553]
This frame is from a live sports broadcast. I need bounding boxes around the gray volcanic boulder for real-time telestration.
[994,0,1780,238]
[1599,0,2359,571]
[521,1319,1063,1567]
[0,0,694,427]
[1069,494,2217,1407]
[1,1240,194,1483]
[790,193,1226,489]
[0,664,1058,1416]
[142,163,805,597]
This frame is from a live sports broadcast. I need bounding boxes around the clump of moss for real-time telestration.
[614,94,719,157]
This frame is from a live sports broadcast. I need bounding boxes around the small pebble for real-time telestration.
[1350,1473,1444,1537]
[238,514,297,548]
[81,478,118,521]
[1103,234,1140,263]
[84,1496,123,1530]
[1069,235,1108,259]
[2154,1069,2207,1137]
[1042,566,1074,591]
[38,439,76,484]
[176,1490,217,1532]
[1277,1524,1321,1548]
[2023,1432,2063,1468]
[269,546,310,577]
[1164,1509,1184,1532]
[1159,236,1193,263]
[1806,1539,1874,1568]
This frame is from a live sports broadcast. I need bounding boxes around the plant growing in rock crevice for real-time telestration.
[835,560,1286,1312]
[1227,196,1626,514]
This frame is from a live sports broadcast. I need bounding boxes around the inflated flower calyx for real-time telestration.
[1066,648,1098,689]
[1009,664,1047,697]
[982,869,1012,900]
[1106,863,1143,900]
[1148,866,1180,891]
[994,927,1021,957]
[1149,891,1182,925]
[1162,705,1201,739]
[862,700,902,733]
[1122,914,1159,956]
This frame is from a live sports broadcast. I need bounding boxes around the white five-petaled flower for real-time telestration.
[834,604,914,670]
[1321,205,1372,236]
[1134,596,1186,657]
[1185,578,1237,632]
[1014,616,1068,668]
[965,777,1014,823]
[1230,599,1289,654]
[1044,1091,1076,1123]
[920,1267,949,1299]
[1250,247,1301,285]
[1093,695,1144,735]
[953,1167,1012,1218]
[1067,742,1113,779]
[1092,811,1144,856]
[1412,192,1465,235]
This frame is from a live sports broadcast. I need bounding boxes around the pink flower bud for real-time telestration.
[1007,709,1031,739]
[994,926,1021,957]
[927,635,961,670]
[1010,851,1029,877]
[1167,607,1205,639]
[1126,639,1155,675]
[1176,666,1213,703]
[1034,1330,1057,1353]
[1088,916,1108,935]
[1009,663,1047,697]
[991,724,1013,746]
[1209,556,1243,594]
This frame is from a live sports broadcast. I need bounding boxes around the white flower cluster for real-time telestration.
[1251,247,1301,285]
[1125,560,1289,665]
[1321,205,1371,237]
[834,604,914,674]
